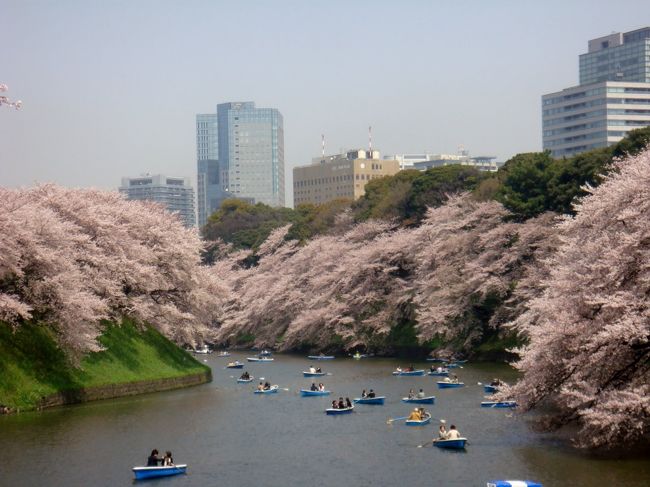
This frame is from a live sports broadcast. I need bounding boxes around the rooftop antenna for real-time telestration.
[368,125,372,157]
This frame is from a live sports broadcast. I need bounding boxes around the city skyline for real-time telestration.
[2,1,650,206]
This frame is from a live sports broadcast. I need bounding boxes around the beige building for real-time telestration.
[293,150,400,206]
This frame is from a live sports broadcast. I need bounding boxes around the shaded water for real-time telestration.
[1,353,649,486]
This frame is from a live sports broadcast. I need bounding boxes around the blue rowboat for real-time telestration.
[484,385,498,393]
[405,412,432,426]
[247,357,274,362]
[226,362,244,369]
[216,351,231,357]
[445,363,461,368]
[433,438,467,449]
[392,369,425,376]
[487,481,542,487]
[254,385,279,394]
[353,396,385,405]
[237,377,253,383]
[437,381,465,389]
[300,389,331,396]
[481,401,517,408]
[308,355,335,360]
[326,406,354,415]
[303,370,326,377]
[426,358,447,362]
[454,360,468,364]
[428,370,450,377]
[132,465,187,480]
[402,395,435,404]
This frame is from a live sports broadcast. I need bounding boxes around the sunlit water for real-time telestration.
[1,353,649,487]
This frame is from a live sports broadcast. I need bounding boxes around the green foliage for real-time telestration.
[234,331,255,345]
[352,170,421,222]
[0,319,208,411]
[286,199,352,242]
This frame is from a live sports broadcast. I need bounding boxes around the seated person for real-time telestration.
[361,389,367,398]
[147,449,161,466]
[345,397,352,408]
[240,371,249,380]
[417,389,425,398]
[490,378,503,387]
[407,388,415,399]
[446,425,461,439]
[316,367,322,373]
[438,424,447,439]
[263,381,271,390]
[162,451,174,466]
[407,408,421,421]
[338,397,345,409]
[257,382,264,391]
[331,400,338,409]
[318,383,325,391]
[309,366,316,373]
[367,389,376,398]
[310,382,318,391]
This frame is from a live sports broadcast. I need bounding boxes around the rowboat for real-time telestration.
[484,385,498,393]
[132,465,187,480]
[259,350,273,356]
[353,396,385,405]
[428,370,450,377]
[352,353,367,360]
[437,381,464,389]
[426,358,447,362]
[226,361,244,369]
[487,481,542,487]
[300,389,331,396]
[308,355,335,360]
[392,369,425,376]
[254,385,279,394]
[325,405,354,415]
[216,351,231,357]
[236,377,254,383]
[445,363,461,368]
[481,401,517,408]
[402,395,435,404]
[454,360,468,364]
[303,371,326,377]
[433,438,467,449]
[247,357,274,362]
[193,346,212,355]
[405,412,432,426]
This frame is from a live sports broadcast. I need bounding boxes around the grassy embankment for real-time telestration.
[0,318,210,411]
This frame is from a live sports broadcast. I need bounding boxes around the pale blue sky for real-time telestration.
[1,0,649,204]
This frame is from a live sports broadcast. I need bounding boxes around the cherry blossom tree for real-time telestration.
[0,84,22,110]
[505,147,650,449]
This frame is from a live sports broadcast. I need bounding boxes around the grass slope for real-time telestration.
[0,318,209,410]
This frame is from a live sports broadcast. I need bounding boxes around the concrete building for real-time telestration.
[543,27,650,158]
[293,149,400,206]
[217,102,285,207]
[119,174,196,228]
[196,113,221,228]
[386,152,501,172]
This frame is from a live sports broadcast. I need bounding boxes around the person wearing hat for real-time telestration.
[407,407,422,421]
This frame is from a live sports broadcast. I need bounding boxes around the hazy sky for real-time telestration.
[2,0,649,205]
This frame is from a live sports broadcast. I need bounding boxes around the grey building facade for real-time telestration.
[119,174,196,228]
[543,27,650,158]
[196,113,221,228]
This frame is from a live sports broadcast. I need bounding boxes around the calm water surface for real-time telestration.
[1,353,649,487]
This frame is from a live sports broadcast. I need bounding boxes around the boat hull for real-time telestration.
[300,389,331,396]
[426,358,447,362]
[133,465,187,480]
[484,385,498,393]
[325,406,354,415]
[392,370,425,376]
[437,382,465,389]
[405,413,432,426]
[247,358,274,362]
[428,371,450,377]
[236,378,253,383]
[402,396,435,404]
[433,438,467,449]
[303,371,326,377]
[226,363,244,369]
[481,401,517,408]
[353,396,385,405]
[308,355,335,360]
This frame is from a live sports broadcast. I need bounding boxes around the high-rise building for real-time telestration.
[542,27,650,158]
[119,174,196,228]
[217,102,285,207]
[293,149,400,206]
[196,113,220,228]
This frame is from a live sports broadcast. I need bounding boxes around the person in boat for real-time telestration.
[263,381,271,390]
[147,449,162,466]
[408,388,415,399]
[309,366,316,373]
[406,364,415,372]
[316,367,322,373]
[418,407,427,418]
[310,382,318,391]
[257,382,264,391]
[451,374,459,384]
[338,397,345,409]
[240,371,250,380]
[438,424,447,439]
[395,366,402,373]
[407,408,421,421]
[331,400,338,409]
[367,389,376,398]
[417,388,425,398]
[318,383,325,391]
[345,397,352,408]
[436,366,444,373]
[361,389,367,398]
[446,425,461,439]
[162,451,174,466]
[490,378,503,387]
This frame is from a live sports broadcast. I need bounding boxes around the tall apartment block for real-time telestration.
[119,174,196,228]
[196,113,220,228]
[542,27,650,158]
[293,149,400,206]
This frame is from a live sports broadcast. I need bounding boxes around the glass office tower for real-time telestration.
[196,113,221,228]
[217,102,285,207]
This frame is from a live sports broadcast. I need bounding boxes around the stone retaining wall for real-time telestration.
[36,369,212,410]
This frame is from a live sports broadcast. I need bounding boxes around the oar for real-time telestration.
[386,416,409,424]
[417,440,432,448]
